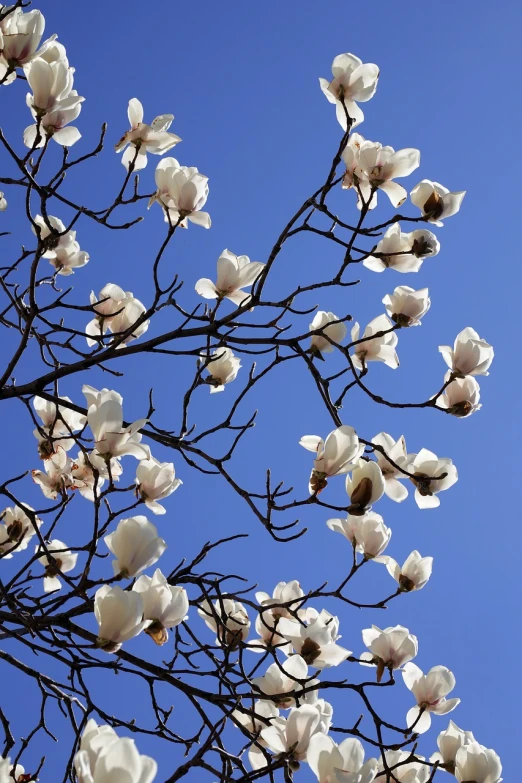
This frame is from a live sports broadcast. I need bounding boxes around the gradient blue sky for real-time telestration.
[0,1,519,780]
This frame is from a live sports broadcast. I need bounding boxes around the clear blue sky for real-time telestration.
[0,0,519,780]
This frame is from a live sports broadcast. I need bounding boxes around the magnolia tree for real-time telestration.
[0,4,500,783]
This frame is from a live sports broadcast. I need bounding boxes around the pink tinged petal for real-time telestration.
[52,127,81,146]
[432,698,460,715]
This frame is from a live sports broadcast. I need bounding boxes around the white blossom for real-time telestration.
[260,704,323,766]
[24,43,77,116]
[32,214,89,275]
[439,327,494,377]
[307,733,378,783]
[402,662,460,734]
[233,700,280,738]
[135,457,181,514]
[300,426,363,494]
[23,82,84,148]
[0,8,54,82]
[371,432,411,503]
[439,373,481,417]
[360,625,418,681]
[198,598,250,649]
[319,53,379,130]
[201,347,241,393]
[0,192,6,211]
[255,580,305,617]
[71,450,122,501]
[408,448,458,509]
[410,180,466,226]
[379,750,430,783]
[32,394,86,455]
[104,516,166,578]
[150,157,210,228]
[0,503,41,557]
[383,550,433,592]
[383,286,431,327]
[75,734,157,783]
[363,223,440,274]
[195,248,265,307]
[309,311,347,355]
[83,385,150,460]
[277,608,351,669]
[94,585,150,653]
[250,581,305,652]
[251,655,309,708]
[454,742,502,783]
[431,721,476,774]
[36,539,77,593]
[327,512,391,560]
[86,284,149,347]
[133,568,189,645]
[74,718,119,781]
[357,141,420,209]
[115,98,181,171]
[351,315,399,370]
[345,460,385,515]
[32,447,76,499]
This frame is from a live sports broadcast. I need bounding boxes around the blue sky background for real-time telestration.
[0,0,519,780]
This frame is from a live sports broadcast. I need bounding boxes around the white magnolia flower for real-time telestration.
[371,432,411,503]
[32,447,76,499]
[408,448,458,509]
[454,742,502,783]
[360,625,418,681]
[431,721,476,774]
[308,733,378,783]
[439,373,481,417]
[75,735,157,783]
[233,699,280,738]
[383,550,433,592]
[309,311,347,355]
[24,46,77,116]
[0,192,6,211]
[83,385,150,460]
[327,512,391,559]
[363,223,440,274]
[261,704,323,766]
[255,580,305,617]
[357,141,420,209]
[150,157,210,228]
[379,750,430,783]
[0,503,42,557]
[32,213,89,275]
[277,609,351,669]
[133,569,189,646]
[345,460,385,515]
[74,718,119,781]
[32,394,86,455]
[251,655,309,707]
[0,8,54,81]
[94,585,150,653]
[403,663,460,734]
[351,315,399,370]
[195,248,265,307]
[303,689,334,734]
[86,284,149,347]
[36,539,77,593]
[198,598,250,649]
[249,607,291,653]
[201,347,241,393]
[23,88,85,148]
[383,286,431,327]
[115,97,181,171]
[71,450,120,501]
[410,180,466,226]
[135,457,181,515]
[104,516,166,578]
[300,425,363,494]
[319,53,379,130]
[439,327,494,377]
